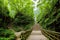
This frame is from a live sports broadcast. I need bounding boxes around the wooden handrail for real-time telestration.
[20,29,32,40]
[40,27,60,40]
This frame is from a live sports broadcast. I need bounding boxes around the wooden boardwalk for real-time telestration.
[27,24,48,40]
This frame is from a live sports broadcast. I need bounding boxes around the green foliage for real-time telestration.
[0,5,12,27]
[37,0,58,22]
[7,0,33,18]
[0,0,34,30]
[14,12,34,26]
[0,0,33,18]
[37,0,60,32]
[0,28,16,40]
[13,11,34,31]
[12,26,22,32]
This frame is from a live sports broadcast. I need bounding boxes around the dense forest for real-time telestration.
[0,0,60,40]
[37,0,60,32]
[0,0,34,40]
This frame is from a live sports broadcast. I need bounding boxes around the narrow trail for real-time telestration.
[27,24,48,40]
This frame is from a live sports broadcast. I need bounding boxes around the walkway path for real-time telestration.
[27,24,48,40]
